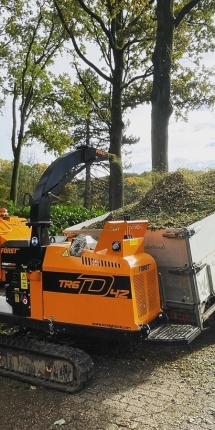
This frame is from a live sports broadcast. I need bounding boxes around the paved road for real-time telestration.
[0,330,215,430]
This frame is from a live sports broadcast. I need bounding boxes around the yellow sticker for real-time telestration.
[15,294,19,303]
[62,249,69,257]
[21,279,28,289]
[20,272,28,289]
[130,239,138,246]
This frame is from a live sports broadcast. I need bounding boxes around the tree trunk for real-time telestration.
[10,137,22,205]
[151,0,174,172]
[84,117,92,209]
[10,86,21,206]
[10,82,33,205]
[109,50,124,211]
[84,164,92,209]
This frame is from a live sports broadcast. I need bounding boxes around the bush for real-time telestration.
[8,201,107,236]
[49,205,107,235]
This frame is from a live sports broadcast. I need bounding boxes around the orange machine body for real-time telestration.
[26,220,162,333]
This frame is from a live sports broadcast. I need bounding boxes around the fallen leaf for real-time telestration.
[54,419,66,426]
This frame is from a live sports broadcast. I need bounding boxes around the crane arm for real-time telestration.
[26,146,109,246]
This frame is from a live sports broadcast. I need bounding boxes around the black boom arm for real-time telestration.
[27,146,109,246]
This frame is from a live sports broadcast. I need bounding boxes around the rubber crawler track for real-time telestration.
[0,334,94,393]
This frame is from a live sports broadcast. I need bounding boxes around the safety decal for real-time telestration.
[62,249,69,257]
[15,294,19,303]
[31,236,38,246]
[130,239,138,246]
[20,272,28,289]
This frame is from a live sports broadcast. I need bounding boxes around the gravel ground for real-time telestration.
[0,324,215,430]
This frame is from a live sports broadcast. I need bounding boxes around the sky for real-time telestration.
[1,52,215,174]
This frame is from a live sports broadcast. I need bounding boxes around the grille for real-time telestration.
[133,269,159,318]
[147,269,159,312]
[133,274,147,317]
[166,308,197,325]
[81,256,121,268]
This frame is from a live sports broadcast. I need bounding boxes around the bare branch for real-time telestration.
[53,0,112,83]
[35,16,56,65]
[11,84,17,156]
[76,0,115,48]
[122,66,153,90]
[21,12,43,114]
[175,0,201,28]
[90,18,113,73]
[40,39,63,70]
[75,64,111,127]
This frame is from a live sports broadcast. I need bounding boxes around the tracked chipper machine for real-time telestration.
[0,146,215,392]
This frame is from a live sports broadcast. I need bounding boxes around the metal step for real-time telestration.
[147,324,201,345]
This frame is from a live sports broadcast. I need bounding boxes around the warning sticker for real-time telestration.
[62,249,69,257]
[20,272,28,289]
[130,239,138,246]
[15,294,19,303]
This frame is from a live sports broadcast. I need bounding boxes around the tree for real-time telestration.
[26,72,86,153]
[53,0,215,200]
[0,158,47,207]
[0,0,69,205]
[0,160,12,206]
[29,65,139,210]
[72,67,140,209]
[69,68,110,209]
[53,0,154,210]
[16,162,47,206]
[151,0,215,171]
[27,67,110,208]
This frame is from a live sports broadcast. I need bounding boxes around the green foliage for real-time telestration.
[54,0,215,121]
[0,160,48,207]
[0,159,12,205]
[7,167,215,234]
[168,1,215,119]
[27,73,89,154]
[0,0,74,204]
[8,202,107,236]
[54,0,156,110]
[7,201,30,218]
[54,0,157,208]
[172,66,215,121]
[49,204,107,235]
[124,174,152,204]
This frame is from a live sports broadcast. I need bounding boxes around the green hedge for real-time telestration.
[8,202,107,236]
